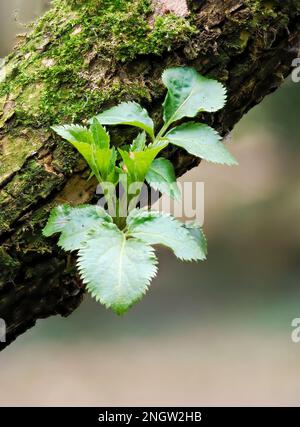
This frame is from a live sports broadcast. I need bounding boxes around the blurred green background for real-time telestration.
[1,1,300,406]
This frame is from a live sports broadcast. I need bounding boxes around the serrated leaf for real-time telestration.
[77,224,158,314]
[146,158,181,200]
[162,67,227,124]
[53,122,117,182]
[43,204,72,237]
[184,223,207,260]
[42,204,112,251]
[127,209,205,261]
[90,118,110,149]
[52,124,93,145]
[92,102,155,139]
[52,124,101,179]
[130,132,146,152]
[165,122,238,165]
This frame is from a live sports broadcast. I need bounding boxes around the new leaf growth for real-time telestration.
[43,67,237,314]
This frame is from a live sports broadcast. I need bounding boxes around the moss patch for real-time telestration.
[0,0,196,127]
[0,247,20,285]
[0,159,65,234]
[0,129,49,186]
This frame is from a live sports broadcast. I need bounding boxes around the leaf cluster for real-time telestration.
[44,67,237,313]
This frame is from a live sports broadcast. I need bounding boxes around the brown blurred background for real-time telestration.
[1,1,300,406]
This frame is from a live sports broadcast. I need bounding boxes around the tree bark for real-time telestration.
[0,0,299,350]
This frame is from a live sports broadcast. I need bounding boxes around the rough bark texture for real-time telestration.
[0,0,299,350]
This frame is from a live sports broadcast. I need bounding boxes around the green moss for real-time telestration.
[14,208,55,254]
[239,31,250,49]
[0,0,196,127]
[245,0,291,30]
[0,129,47,186]
[5,160,63,199]
[0,190,13,233]
[213,0,296,61]
[51,140,80,174]
[0,159,65,233]
[16,82,44,116]
[0,247,20,284]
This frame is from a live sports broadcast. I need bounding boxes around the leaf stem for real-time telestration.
[154,121,171,142]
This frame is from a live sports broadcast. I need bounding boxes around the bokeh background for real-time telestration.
[1,1,300,406]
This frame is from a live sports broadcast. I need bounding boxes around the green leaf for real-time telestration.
[90,118,110,149]
[42,204,112,252]
[53,123,118,182]
[43,204,72,237]
[119,142,167,183]
[146,158,181,200]
[130,132,146,152]
[52,124,93,145]
[127,209,205,261]
[77,223,158,314]
[93,146,117,182]
[70,139,101,180]
[162,67,227,124]
[165,122,238,165]
[52,124,100,179]
[92,102,155,139]
[184,222,207,260]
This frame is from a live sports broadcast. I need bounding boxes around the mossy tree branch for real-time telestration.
[0,0,299,350]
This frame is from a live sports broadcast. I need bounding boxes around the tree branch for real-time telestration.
[0,0,299,350]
